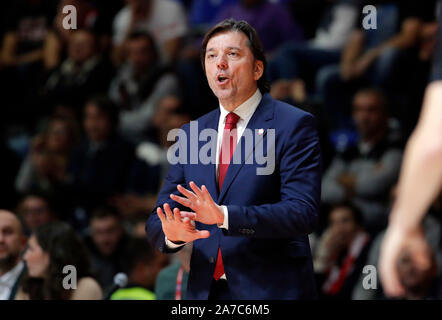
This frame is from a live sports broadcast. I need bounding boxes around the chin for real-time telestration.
[28,269,43,278]
[214,89,235,101]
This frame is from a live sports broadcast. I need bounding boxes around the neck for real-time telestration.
[362,126,387,145]
[220,87,258,112]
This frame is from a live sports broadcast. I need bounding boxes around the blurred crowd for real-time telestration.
[1,0,442,300]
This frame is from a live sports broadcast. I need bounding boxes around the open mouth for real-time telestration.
[216,74,229,85]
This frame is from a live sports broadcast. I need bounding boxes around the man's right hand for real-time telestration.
[156,203,210,243]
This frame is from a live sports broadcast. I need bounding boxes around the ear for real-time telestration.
[253,60,264,81]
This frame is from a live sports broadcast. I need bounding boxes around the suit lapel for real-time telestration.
[217,94,275,204]
[198,109,220,201]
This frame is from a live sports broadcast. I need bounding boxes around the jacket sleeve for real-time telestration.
[225,114,322,238]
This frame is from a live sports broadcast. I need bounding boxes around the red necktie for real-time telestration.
[214,112,240,281]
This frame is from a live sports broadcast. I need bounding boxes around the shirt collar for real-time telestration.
[219,89,262,123]
[0,261,24,288]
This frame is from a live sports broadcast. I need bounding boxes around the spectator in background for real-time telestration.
[268,0,360,98]
[67,96,135,215]
[112,0,188,64]
[18,221,102,300]
[0,0,58,128]
[16,193,57,236]
[111,94,191,218]
[0,134,20,210]
[396,239,439,300]
[352,188,442,300]
[0,0,57,69]
[15,116,79,197]
[155,243,191,300]
[47,0,102,70]
[110,238,168,300]
[316,0,438,130]
[0,210,27,300]
[188,0,238,31]
[109,31,180,144]
[321,89,403,234]
[314,203,371,299]
[84,206,133,291]
[213,0,302,53]
[43,29,114,113]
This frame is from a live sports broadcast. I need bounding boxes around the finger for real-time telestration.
[382,266,404,297]
[194,230,210,239]
[189,181,204,199]
[156,207,166,223]
[177,185,197,202]
[163,203,174,221]
[201,185,214,202]
[183,216,196,227]
[180,211,197,220]
[408,237,432,270]
[170,194,193,208]
[173,207,182,222]
[379,237,405,297]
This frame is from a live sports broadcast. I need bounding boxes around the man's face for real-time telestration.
[20,196,54,233]
[84,103,112,142]
[352,93,387,139]
[204,31,263,110]
[152,96,180,129]
[0,211,26,268]
[46,119,70,153]
[126,37,155,73]
[90,217,123,257]
[329,207,359,243]
[69,31,96,64]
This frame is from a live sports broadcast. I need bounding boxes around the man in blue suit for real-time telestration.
[146,19,321,300]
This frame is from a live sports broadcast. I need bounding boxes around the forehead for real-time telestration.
[91,216,119,227]
[72,31,93,40]
[128,37,152,48]
[330,207,353,220]
[23,196,47,206]
[206,31,250,51]
[353,93,382,108]
[0,212,20,230]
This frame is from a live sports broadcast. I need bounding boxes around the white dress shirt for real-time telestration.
[0,261,24,300]
[165,89,263,278]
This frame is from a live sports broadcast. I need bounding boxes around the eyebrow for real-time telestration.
[206,46,242,52]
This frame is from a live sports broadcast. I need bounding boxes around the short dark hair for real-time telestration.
[200,18,270,93]
[353,87,388,114]
[127,31,158,61]
[85,95,120,131]
[329,202,364,227]
[124,238,156,274]
[90,205,121,222]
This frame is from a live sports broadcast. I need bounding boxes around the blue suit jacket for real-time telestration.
[146,93,321,299]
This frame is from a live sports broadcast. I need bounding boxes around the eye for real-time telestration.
[207,53,216,59]
[228,52,237,57]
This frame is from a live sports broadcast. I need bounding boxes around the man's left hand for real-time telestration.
[170,181,224,225]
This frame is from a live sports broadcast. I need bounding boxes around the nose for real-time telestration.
[23,249,29,261]
[216,54,228,70]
